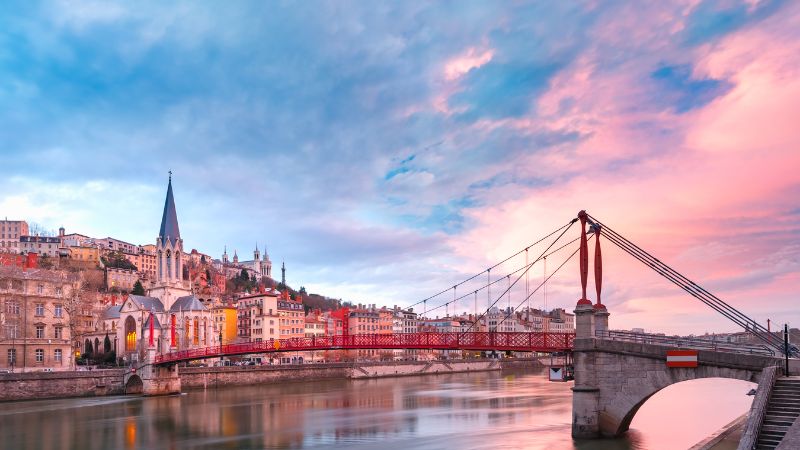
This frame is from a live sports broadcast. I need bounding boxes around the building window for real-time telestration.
[36,325,45,339]
[55,287,62,296]
[54,349,62,364]
[5,324,19,339]
[35,349,44,363]
[7,349,16,365]
[37,284,44,294]
[35,303,44,316]
[54,304,63,318]
[54,326,63,339]
[6,300,19,315]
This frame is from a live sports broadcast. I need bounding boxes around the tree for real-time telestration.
[299,286,307,294]
[205,268,212,283]
[131,280,145,295]
[200,255,206,264]
[39,254,55,269]
[101,251,137,271]
[240,269,249,281]
[104,334,112,353]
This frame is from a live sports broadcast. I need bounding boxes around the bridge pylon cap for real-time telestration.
[576,298,593,306]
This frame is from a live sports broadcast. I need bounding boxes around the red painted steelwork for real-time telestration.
[170,314,176,348]
[594,224,602,307]
[149,312,154,347]
[153,332,575,365]
[577,211,591,305]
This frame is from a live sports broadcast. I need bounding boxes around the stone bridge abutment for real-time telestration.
[571,303,780,438]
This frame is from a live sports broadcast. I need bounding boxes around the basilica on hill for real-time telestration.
[115,175,216,361]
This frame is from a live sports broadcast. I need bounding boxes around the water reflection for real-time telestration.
[0,370,751,450]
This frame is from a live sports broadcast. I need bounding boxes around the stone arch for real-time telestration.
[124,316,137,353]
[602,365,760,436]
[125,374,143,394]
[85,339,93,355]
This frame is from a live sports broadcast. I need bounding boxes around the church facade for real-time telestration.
[116,176,216,361]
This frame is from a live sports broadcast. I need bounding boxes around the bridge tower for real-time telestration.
[572,210,607,438]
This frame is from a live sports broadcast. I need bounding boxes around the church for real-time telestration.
[117,175,216,361]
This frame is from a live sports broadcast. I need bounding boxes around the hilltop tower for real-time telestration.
[222,246,229,265]
[253,244,261,275]
[262,245,272,279]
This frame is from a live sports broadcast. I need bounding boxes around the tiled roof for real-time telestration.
[128,294,165,312]
[170,295,207,312]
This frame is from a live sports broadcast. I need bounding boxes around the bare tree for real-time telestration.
[63,272,103,365]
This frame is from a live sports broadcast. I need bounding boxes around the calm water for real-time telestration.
[0,369,754,450]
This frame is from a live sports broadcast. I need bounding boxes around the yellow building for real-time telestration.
[69,246,101,265]
[212,305,238,344]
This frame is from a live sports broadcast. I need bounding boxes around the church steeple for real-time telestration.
[159,171,181,243]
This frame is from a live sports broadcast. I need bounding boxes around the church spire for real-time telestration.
[159,172,181,243]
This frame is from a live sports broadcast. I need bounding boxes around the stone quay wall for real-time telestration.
[179,357,542,389]
[0,357,545,401]
[0,369,126,402]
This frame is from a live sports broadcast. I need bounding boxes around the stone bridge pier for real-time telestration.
[123,348,181,396]
[570,302,779,438]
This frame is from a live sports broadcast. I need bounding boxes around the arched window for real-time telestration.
[193,317,199,346]
[158,250,163,280]
[166,251,172,282]
[175,252,181,280]
[94,338,100,354]
[85,339,93,355]
[125,316,137,352]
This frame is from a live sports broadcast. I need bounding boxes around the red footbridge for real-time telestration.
[154,331,575,365]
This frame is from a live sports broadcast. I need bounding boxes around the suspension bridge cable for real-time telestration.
[407,220,576,310]
[418,233,585,318]
[588,213,792,355]
[495,245,580,330]
[460,219,579,334]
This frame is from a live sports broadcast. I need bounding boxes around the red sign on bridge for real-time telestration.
[666,350,699,368]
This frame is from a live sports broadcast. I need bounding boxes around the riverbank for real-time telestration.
[689,414,747,450]
[0,357,545,402]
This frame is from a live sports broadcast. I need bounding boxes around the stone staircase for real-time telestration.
[756,377,800,449]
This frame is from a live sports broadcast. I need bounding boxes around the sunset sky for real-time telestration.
[1,1,797,334]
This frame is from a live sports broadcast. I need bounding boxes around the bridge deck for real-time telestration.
[154,332,575,365]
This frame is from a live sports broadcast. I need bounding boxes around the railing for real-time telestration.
[595,330,775,357]
[153,331,576,365]
[737,365,779,450]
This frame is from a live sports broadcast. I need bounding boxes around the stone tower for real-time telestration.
[253,244,261,276]
[148,173,191,310]
[222,246,229,265]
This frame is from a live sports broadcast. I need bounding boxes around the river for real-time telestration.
[0,369,754,450]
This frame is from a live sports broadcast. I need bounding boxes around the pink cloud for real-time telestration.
[444,6,800,334]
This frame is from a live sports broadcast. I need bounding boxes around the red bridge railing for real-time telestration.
[153,331,575,365]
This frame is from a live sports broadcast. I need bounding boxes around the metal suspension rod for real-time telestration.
[461,219,579,335]
[408,220,575,309]
[496,245,580,329]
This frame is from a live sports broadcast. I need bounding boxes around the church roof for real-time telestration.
[128,295,165,312]
[143,314,162,328]
[170,295,206,312]
[103,305,122,319]
[159,176,181,243]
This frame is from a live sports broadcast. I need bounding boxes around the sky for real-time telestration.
[0,0,798,335]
